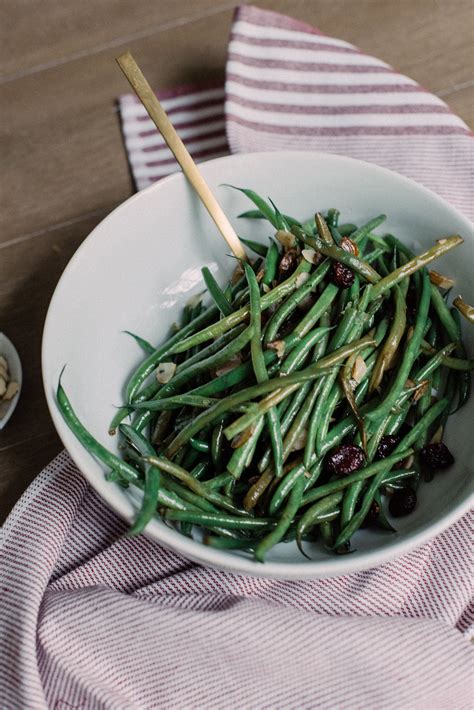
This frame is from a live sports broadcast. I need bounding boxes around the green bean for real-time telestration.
[203,472,233,489]
[190,461,209,480]
[350,215,387,244]
[268,463,306,515]
[301,233,382,284]
[254,475,305,561]
[258,382,312,472]
[201,266,232,316]
[436,355,474,371]
[190,437,210,453]
[57,380,139,483]
[224,185,280,228]
[326,208,340,228]
[171,260,310,355]
[165,335,375,456]
[163,509,276,530]
[263,242,280,286]
[160,475,219,514]
[319,520,335,547]
[263,260,330,344]
[128,466,161,536]
[296,491,344,554]
[315,213,335,244]
[142,455,248,516]
[340,481,364,529]
[237,208,302,229]
[291,283,339,340]
[204,535,257,551]
[369,283,407,392]
[305,307,359,464]
[366,269,431,422]
[279,326,333,375]
[123,331,155,355]
[245,262,283,477]
[224,385,299,441]
[109,406,132,435]
[227,417,265,479]
[370,235,463,300]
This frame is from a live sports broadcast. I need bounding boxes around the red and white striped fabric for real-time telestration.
[2,5,473,708]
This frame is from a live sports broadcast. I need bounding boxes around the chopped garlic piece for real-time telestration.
[302,248,318,264]
[267,340,285,358]
[295,272,310,288]
[156,362,176,384]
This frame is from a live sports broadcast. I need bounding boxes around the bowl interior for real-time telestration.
[42,151,474,578]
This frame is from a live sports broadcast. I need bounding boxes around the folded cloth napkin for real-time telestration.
[1,6,473,709]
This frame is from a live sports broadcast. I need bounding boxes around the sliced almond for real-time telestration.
[295,272,311,289]
[0,355,8,371]
[404,378,416,389]
[0,376,6,398]
[429,270,454,289]
[262,283,271,294]
[302,248,318,264]
[156,362,177,384]
[3,381,19,400]
[275,229,296,249]
[351,355,367,385]
[0,364,8,380]
[256,268,265,283]
[266,340,286,359]
[412,379,430,403]
[341,237,359,256]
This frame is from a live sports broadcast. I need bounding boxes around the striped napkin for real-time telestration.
[2,6,472,708]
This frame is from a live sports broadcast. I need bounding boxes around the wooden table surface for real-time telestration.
[1,0,472,522]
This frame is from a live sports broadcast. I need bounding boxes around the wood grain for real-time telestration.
[1,0,472,521]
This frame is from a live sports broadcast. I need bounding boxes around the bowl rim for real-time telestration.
[42,150,474,579]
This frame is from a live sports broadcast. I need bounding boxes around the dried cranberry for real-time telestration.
[419,443,454,470]
[376,435,400,460]
[326,444,365,477]
[331,261,354,288]
[388,487,417,517]
[360,500,381,528]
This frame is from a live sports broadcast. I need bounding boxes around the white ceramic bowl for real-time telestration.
[42,151,474,579]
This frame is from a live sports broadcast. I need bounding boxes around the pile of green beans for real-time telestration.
[56,189,473,562]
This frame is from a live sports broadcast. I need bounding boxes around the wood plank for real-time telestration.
[2,0,472,245]
[0,7,234,244]
[0,0,233,78]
